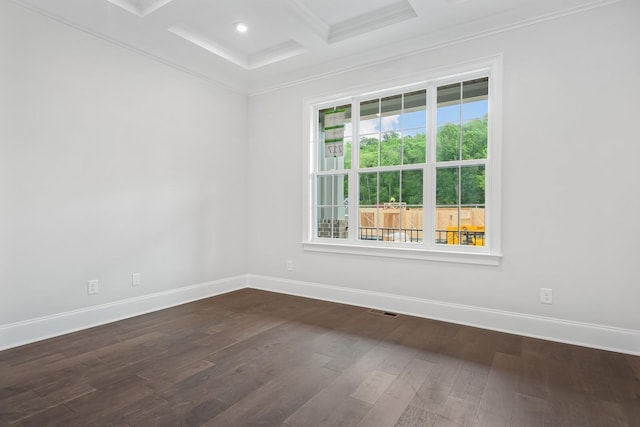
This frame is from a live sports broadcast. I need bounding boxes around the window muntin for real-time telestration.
[309,70,497,257]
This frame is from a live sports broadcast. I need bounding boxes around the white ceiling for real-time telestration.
[11,0,620,94]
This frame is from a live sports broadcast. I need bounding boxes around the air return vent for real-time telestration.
[367,309,399,318]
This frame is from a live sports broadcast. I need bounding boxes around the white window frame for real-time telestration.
[302,56,503,266]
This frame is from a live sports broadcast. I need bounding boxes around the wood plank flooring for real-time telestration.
[1,289,638,426]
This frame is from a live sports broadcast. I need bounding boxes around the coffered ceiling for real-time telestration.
[11,0,621,94]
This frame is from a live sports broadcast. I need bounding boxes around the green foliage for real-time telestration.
[352,117,487,207]
[436,125,460,162]
[435,166,485,206]
[462,118,488,160]
[356,132,425,205]
[357,132,426,168]
[435,117,487,206]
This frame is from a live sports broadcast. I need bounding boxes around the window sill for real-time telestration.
[302,241,502,266]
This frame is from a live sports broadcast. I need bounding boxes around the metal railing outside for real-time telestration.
[358,227,422,243]
[359,228,485,246]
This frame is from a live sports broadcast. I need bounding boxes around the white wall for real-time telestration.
[0,1,248,325]
[247,0,640,341]
[1,0,638,354]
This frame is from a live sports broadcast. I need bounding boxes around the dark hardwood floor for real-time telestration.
[1,288,638,426]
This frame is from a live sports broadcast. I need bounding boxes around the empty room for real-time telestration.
[1,0,639,425]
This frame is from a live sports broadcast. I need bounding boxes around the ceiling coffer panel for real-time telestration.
[107,0,175,17]
[290,0,417,44]
[169,23,306,70]
[168,0,308,70]
[11,0,622,92]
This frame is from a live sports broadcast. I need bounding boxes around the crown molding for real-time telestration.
[328,0,417,44]
[248,0,623,96]
[287,0,330,42]
[7,0,625,97]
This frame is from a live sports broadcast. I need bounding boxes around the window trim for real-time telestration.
[302,56,503,265]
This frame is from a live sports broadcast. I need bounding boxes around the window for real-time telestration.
[304,60,502,265]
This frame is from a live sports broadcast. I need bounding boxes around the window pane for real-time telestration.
[460,207,485,246]
[359,172,379,241]
[317,136,339,172]
[436,167,458,206]
[317,208,348,239]
[435,167,459,245]
[357,170,424,243]
[380,131,402,166]
[359,134,379,168]
[462,78,488,121]
[403,90,426,129]
[317,207,332,238]
[318,105,351,171]
[403,129,426,164]
[333,206,349,239]
[379,171,400,206]
[358,207,380,241]
[360,98,380,168]
[316,174,348,239]
[401,169,423,206]
[360,99,380,135]
[316,176,335,206]
[379,170,401,242]
[437,83,462,123]
[359,172,386,242]
[437,83,461,162]
[436,124,459,162]
[381,94,402,131]
[344,137,352,169]
[435,166,486,246]
[359,172,378,206]
[317,174,348,206]
[401,169,423,243]
[461,165,485,205]
[460,165,485,246]
[462,78,488,160]
[403,90,426,165]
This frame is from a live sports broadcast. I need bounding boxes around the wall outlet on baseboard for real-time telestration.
[540,288,553,304]
[286,260,293,272]
[132,273,141,286]
[87,279,99,295]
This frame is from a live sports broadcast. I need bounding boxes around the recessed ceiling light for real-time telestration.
[236,23,248,33]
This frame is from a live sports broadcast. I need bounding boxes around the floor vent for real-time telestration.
[367,309,399,318]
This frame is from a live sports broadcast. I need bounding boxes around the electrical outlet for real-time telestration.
[540,288,553,304]
[87,279,99,295]
[132,273,141,287]
[286,260,293,272]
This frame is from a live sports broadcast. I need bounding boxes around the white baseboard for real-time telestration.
[0,275,247,351]
[4,274,638,356]
[247,274,640,356]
